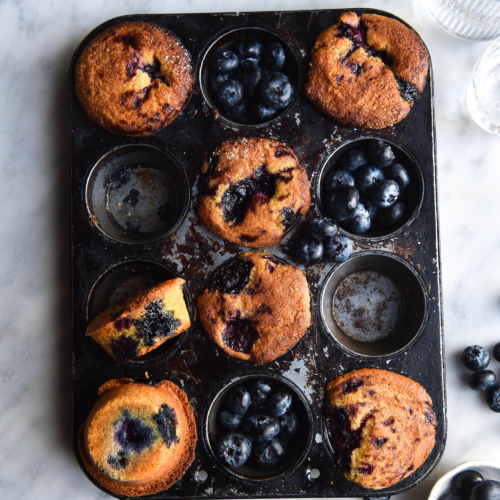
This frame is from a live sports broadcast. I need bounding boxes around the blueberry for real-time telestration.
[267,388,292,417]
[324,170,355,192]
[255,101,277,120]
[225,100,248,120]
[217,79,244,108]
[263,42,286,70]
[243,414,281,442]
[437,494,462,500]
[210,72,231,91]
[470,480,500,500]
[217,433,252,467]
[462,345,490,372]
[227,386,252,415]
[279,411,298,437]
[235,38,264,61]
[378,201,406,226]
[241,66,262,98]
[365,497,391,500]
[251,380,273,405]
[486,383,500,412]
[219,409,243,430]
[386,163,410,189]
[324,185,359,221]
[360,196,378,220]
[493,342,500,362]
[366,140,395,168]
[293,236,323,265]
[114,414,155,453]
[371,180,400,208]
[324,235,353,263]
[212,49,239,74]
[259,71,294,109]
[453,469,484,497]
[468,370,496,391]
[253,438,286,468]
[356,165,385,196]
[347,203,371,234]
[240,57,260,69]
[340,149,369,173]
[305,218,338,241]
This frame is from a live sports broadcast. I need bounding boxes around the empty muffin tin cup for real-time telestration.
[205,374,313,481]
[320,252,427,357]
[317,138,424,241]
[87,260,190,362]
[86,145,189,244]
[198,27,301,128]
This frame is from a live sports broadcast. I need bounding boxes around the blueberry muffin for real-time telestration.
[324,368,437,490]
[198,137,311,247]
[79,378,197,497]
[86,278,190,364]
[197,252,311,364]
[304,12,429,130]
[75,21,194,136]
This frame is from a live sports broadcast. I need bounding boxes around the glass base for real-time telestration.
[467,82,500,135]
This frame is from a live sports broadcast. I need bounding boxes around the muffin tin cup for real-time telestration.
[316,137,425,242]
[204,374,314,482]
[198,26,302,129]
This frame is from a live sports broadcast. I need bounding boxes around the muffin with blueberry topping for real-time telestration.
[86,278,190,364]
[75,21,194,136]
[324,368,436,489]
[304,12,429,130]
[198,137,311,248]
[197,252,311,364]
[79,378,197,497]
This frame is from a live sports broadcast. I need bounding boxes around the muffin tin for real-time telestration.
[70,8,445,500]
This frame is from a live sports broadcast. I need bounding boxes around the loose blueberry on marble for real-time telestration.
[371,180,400,208]
[219,409,243,431]
[454,469,484,497]
[470,480,500,500]
[324,235,353,263]
[355,165,385,196]
[324,185,359,221]
[253,438,286,468]
[243,414,280,442]
[324,170,355,192]
[293,236,323,266]
[251,380,273,405]
[468,370,496,391]
[263,42,286,70]
[279,411,298,437]
[259,71,294,109]
[212,49,239,73]
[217,79,244,108]
[347,203,371,234]
[386,163,410,189]
[227,386,252,415]
[462,345,490,372]
[378,201,406,226]
[485,383,500,412]
[493,342,500,362]
[267,388,292,417]
[367,140,395,168]
[305,218,338,241]
[340,149,368,173]
[217,433,252,467]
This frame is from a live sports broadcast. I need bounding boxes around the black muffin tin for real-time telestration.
[70,8,445,500]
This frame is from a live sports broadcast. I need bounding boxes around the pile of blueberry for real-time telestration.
[439,469,500,500]
[461,343,500,412]
[322,140,411,234]
[292,217,354,266]
[209,38,295,122]
[216,380,298,469]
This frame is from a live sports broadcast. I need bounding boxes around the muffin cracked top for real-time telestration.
[75,21,194,136]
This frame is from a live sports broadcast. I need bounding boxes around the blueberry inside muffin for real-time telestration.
[75,21,194,136]
[324,368,437,489]
[198,137,311,247]
[304,12,429,130]
[198,252,311,363]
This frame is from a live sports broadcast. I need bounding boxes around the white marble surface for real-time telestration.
[1,0,499,499]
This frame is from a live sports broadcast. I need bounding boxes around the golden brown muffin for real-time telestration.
[304,12,429,130]
[197,252,311,363]
[86,278,190,364]
[75,21,194,136]
[324,368,437,489]
[78,378,197,497]
[198,137,311,248]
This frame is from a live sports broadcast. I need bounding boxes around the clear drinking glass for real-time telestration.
[467,37,500,134]
[425,0,500,40]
